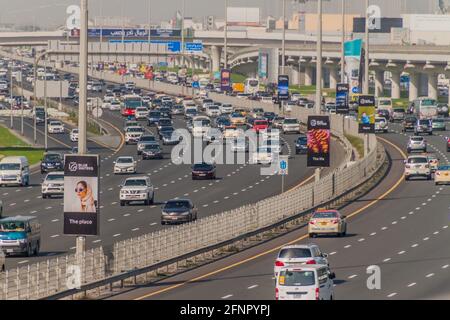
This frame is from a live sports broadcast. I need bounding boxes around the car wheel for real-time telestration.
[26,245,32,257]
[34,241,40,256]
[42,194,46,199]
[120,201,126,206]
[427,175,432,180]
[407,149,411,153]
[309,233,315,238]
[150,194,154,204]
[161,221,166,225]
[405,176,409,181]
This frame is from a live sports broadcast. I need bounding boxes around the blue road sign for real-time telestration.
[168,41,181,52]
[185,42,203,52]
[280,160,287,170]
[192,81,200,88]
[278,157,288,175]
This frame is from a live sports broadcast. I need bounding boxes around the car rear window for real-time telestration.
[411,137,423,142]
[278,270,315,286]
[408,157,428,164]
[165,201,190,209]
[278,248,312,259]
[313,211,338,219]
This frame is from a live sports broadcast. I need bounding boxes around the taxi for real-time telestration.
[434,165,450,185]
[426,154,439,172]
[230,112,246,126]
[308,209,347,238]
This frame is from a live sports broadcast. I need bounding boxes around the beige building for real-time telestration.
[304,14,359,34]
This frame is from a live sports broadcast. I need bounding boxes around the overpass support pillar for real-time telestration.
[210,45,222,73]
[304,66,314,86]
[409,72,419,101]
[374,70,384,97]
[428,73,438,100]
[329,68,338,90]
[391,71,401,99]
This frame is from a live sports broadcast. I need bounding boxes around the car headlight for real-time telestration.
[180,211,190,216]
[18,239,26,244]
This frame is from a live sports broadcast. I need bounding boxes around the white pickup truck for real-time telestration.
[120,177,155,206]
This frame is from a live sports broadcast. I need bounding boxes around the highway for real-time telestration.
[0,67,347,271]
[106,122,450,300]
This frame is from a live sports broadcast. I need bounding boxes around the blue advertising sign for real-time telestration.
[185,42,203,52]
[167,41,181,52]
[258,51,268,79]
[86,28,181,38]
[278,75,289,101]
[336,83,349,114]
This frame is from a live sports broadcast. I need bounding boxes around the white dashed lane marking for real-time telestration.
[247,285,258,290]
[387,293,397,298]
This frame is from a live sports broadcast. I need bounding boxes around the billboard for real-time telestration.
[353,17,403,33]
[227,7,260,26]
[358,95,376,133]
[64,155,100,236]
[220,69,231,92]
[335,83,349,114]
[277,75,289,101]
[258,51,268,79]
[36,80,70,99]
[307,116,331,168]
[344,39,362,95]
[75,28,181,38]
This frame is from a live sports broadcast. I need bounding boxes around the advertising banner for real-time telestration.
[64,155,99,236]
[336,83,350,114]
[358,95,376,133]
[220,69,231,92]
[277,75,289,101]
[83,28,181,38]
[258,51,268,79]
[344,39,363,95]
[307,116,331,168]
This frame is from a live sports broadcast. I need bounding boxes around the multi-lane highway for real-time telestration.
[105,122,450,300]
[0,65,347,273]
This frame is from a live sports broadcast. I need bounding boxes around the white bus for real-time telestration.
[244,78,260,95]
[410,97,438,119]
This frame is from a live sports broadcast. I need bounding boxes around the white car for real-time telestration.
[274,244,329,277]
[120,177,154,206]
[125,126,145,145]
[48,121,64,134]
[109,100,121,111]
[70,129,79,142]
[276,265,335,300]
[41,171,64,199]
[252,147,274,164]
[404,155,432,181]
[135,107,149,120]
[205,105,221,117]
[282,118,300,134]
[220,104,233,114]
[375,117,388,133]
[114,157,137,174]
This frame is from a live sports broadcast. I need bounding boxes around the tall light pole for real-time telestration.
[79,0,88,155]
[10,66,13,129]
[315,0,322,114]
[44,58,48,151]
[281,0,286,75]
[364,0,370,94]
[340,0,345,83]
[224,0,228,70]
[181,0,186,68]
[148,0,152,46]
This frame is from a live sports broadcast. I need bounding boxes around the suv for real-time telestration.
[274,244,329,277]
[120,177,154,206]
[402,116,417,132]
[404,155,431,181]
[41,171,64,198]
[125,126,145,145]
[137,135,157,155]
[40,152,64,174]
[414,119,433,135]
[282,118,300,134]
[407,136,427,153]
[391,108,405,122]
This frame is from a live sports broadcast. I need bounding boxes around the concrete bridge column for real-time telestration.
[428,73,438,100]
[374,70,384,97]
[391,71,401,99]
[329,67,338,90]
[304,66,314,86]
[210,45,222,73]
[409,72,419,101]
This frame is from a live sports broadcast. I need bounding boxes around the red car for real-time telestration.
[447,137,450,152]
[252,119,269,133]
[191,163,216,180]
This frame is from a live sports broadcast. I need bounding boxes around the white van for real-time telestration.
[0,156,30,187]
[275,265,335,300]
[192,116,211,138]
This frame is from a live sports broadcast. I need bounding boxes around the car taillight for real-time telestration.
[306,260,316,265]
[275,288,279,300]
[436,172,440,176]
[315,288,320,300]
[332,219,339,224]
[309,220,316,225]
[405,164,411,169]
[275,260,285,267]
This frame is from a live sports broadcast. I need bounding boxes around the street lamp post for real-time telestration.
[364,0,370,94]
[281,0,286,75]
[79,0,88,155]
[341,0,345,83]
[44,58,48,151]
[224,0,228,69]
[315,0,323,114]
[10,67,13,129]
[181,0,186,68]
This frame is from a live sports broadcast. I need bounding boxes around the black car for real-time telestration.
[191,163,216,180]
[402,116,417,132]
[40,153,64,174]
[147,111,161,126]
[295,136,308,154]
[161,199,198,225]
[142,144,163,160]
[263,112,277,124]
[158,126,175,139]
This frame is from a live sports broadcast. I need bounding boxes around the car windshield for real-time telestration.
[193,163,213,170]
[160,127,174,133]
[50,122,61,126]
[375,118,385,123]
[231,112,243,117]
[408,157,428,164]
[164,201,190,210]
[419,120,430,125]
[279,270,315,287]
[72,129,79,133]
[421,99,436,106]
[117,158,133,163]
[127,127,144,132]
[45,174,63,181]
[44,154,61,161]
[144,144,159,150]
[379,100,390,105]
[279,248,312,258]
[124,179,147,186]
[394,109,404,113]
[410,137,423,142]
[149,111,161,117]
[433,119,444,123]
[313,211,339,219]
[297,137,307,143]
[0,222,26,232]
[255,121,268,126]
[159,120,171,125]
[209,106,219,110]
[140,136,156,142]
[136,108,148,112]
[0,163,20,170]
[284,119,298,124]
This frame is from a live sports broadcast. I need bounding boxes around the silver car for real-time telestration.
[407,136,427,153]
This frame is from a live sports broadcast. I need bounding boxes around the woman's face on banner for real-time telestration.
[75,182,87,198]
